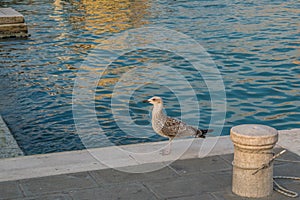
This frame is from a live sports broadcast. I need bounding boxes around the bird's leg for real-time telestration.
[160,137,173,155]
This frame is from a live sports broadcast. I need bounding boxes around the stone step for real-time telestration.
[0,7,29,38]
[0,23,29,38]
[0,7,24,24]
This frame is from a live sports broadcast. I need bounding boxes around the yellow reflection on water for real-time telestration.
[70,0,149,35]
[54,0,152,100]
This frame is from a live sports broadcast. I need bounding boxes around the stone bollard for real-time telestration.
[230,124,278,198]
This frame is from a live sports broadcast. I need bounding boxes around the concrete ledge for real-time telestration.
[0,129,299,182]
[0,136,233,182]
[277,128,300,155]
[0,116,24,158]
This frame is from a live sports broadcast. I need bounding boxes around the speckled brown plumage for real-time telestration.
[143,96,210,140]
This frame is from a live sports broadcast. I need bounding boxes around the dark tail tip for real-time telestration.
[195,129,213,138]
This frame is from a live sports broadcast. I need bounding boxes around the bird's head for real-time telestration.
[143,96,163,105]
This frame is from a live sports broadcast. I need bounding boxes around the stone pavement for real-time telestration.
[0,148,299,200]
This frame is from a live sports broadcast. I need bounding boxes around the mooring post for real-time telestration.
[230,124,278,198]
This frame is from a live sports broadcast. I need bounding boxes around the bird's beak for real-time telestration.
[142,100,150,103]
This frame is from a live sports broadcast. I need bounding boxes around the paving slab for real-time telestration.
[0,181,24,200]
[274,161,300,181]
[69,183,158,200]
[89,162,179,185]
[218,153,234,165]
[19,172,97,197]
[169,155,232,175]
[142,172,225,199]
[168,193,216,200]
[14,193,73,200]
[211,188,299,200]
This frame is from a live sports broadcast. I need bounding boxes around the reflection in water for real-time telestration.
[52,0,150,52]
[66,0,149,34]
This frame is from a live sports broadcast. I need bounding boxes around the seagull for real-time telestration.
[143,96,211,155]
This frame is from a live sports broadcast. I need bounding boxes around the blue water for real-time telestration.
[0,0,299,155]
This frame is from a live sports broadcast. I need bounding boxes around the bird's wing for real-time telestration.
[161,116,195,138]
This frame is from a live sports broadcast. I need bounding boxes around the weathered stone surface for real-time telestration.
[0,130,298,200]
[212,189,293,200]
[169,155,232,175]
[0,23,27,32]
[278,129,300,155]
[0,115,24,158]
[231,124,278,148]
[167,193,216,200]
[0,23,28,38]
[0,8,29,38]
[89,162,179,185]
[0,181,24,200]
[69,183,157,200]
[14,193,73,200]
[0,152,298,200]
[231,124,279,198]
[20,172,97,196]
[142,173,223,199]
[0,8,24,24]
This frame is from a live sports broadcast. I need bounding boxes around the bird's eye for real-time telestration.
[152,98,156,101]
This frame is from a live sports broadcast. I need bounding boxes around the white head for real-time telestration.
[143,96,163,105]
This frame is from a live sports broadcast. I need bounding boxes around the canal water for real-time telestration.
[0,0,299,155]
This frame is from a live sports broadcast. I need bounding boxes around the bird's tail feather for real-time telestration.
[195,129,213,138]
